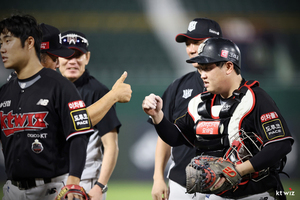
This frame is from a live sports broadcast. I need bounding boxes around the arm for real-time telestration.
[89,128,119,200]
[87,71,131,126]
[151,137,171,200]
[67,134,89,199]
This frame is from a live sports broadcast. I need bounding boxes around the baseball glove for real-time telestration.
[55,184,90,200]
[186,156,242,195]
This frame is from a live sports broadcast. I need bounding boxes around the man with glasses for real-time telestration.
[59,30,121,200]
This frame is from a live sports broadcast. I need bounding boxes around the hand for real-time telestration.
[88,185,103,200]
[111,71,132,103]
[142,93,163,119]
[151,179,169,200]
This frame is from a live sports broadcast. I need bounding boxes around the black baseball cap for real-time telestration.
[61,31,89,54]
[39,23,75,58]
[175,18,222,43]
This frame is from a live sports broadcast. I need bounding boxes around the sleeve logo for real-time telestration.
[70,109,91,131]
[260,111,278,123]
[68,100,86,111]
[262,119,285,140]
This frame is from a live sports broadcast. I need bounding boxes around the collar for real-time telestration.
[73,70,90,87]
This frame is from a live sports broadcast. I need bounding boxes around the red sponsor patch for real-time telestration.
[40,42,49,50]
[195,121,219,135]
[68,100,86,111]
[221,50,228,58]
[260,112,278,123]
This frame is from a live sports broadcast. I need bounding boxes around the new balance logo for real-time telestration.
[37,99,49,106]
[182,89,193,99]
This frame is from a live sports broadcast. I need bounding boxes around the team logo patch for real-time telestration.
[70,109,91,131]
[68,100,86,111]
[260,111,278,123]
[262,119,285,140]
[182,89,193,99]
[0,111,48,137]
[195,121,220,135]
[221,50,229,58]
[188,21,197,32]
[31,139,44,153]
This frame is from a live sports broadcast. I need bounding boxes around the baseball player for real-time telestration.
[150,18,222,200]
[0,14,94,200]
[142,38,293,200]
[59,30,121,200]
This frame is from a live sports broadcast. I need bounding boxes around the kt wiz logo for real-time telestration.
[276,188,295,197]
[0,111,48,136]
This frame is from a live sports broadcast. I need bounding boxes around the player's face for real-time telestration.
[0,31,29,70]
[59,50,90,82]
[185,39,205,68]
[198,63,229,97]
[41,53,59,70]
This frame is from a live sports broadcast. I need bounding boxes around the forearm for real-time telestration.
[97,131,119,185]
[87,90,118,126]
[153,137,171,181]
[154,116,188,146]
[69,134,89,179]
[97,143,118,185]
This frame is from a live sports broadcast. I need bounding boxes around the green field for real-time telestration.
[0,180,299,199]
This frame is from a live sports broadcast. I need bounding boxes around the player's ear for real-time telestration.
[85,51,91,65]
[225,61,234,75]
[26,36,35,50]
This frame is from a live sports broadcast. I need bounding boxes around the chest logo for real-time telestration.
[182,89,193,99]
[37,99,49,106]
[0,111,48,137]
[32,139,44,153]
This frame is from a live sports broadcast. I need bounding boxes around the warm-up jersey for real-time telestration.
[149,70,204,187]
[73,70,121,180]
[0,68,93,180]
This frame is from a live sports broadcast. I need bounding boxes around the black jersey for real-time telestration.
[73,70,121,135]
[172,79,294,197]
[150,70,204,187]
[0,68,93,180]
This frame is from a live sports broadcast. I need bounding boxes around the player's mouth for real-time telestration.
[1,56,7,63]
[203,81,209,88]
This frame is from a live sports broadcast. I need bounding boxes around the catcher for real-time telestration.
[142,38,293,200]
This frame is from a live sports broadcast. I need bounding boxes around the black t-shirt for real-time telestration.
[0,68,93,180]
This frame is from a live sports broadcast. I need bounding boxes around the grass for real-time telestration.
[0,179,299,199]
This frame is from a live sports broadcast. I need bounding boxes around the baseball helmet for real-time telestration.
[186,38,241,68]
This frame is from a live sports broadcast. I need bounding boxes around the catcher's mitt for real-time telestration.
[55,184,90,200]
[186,156,241,195]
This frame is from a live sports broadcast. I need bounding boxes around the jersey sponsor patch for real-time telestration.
[68,100,86,111]
[262,119,285,140]
[195,121,220,135]
[70,109,91,131]
[0,111,48,137]
[260,111,278,123]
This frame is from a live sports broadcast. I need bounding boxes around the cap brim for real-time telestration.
[186,56,217,64]
[69,46,87,54]
[175,33,209,43]
[43,46,75,58]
